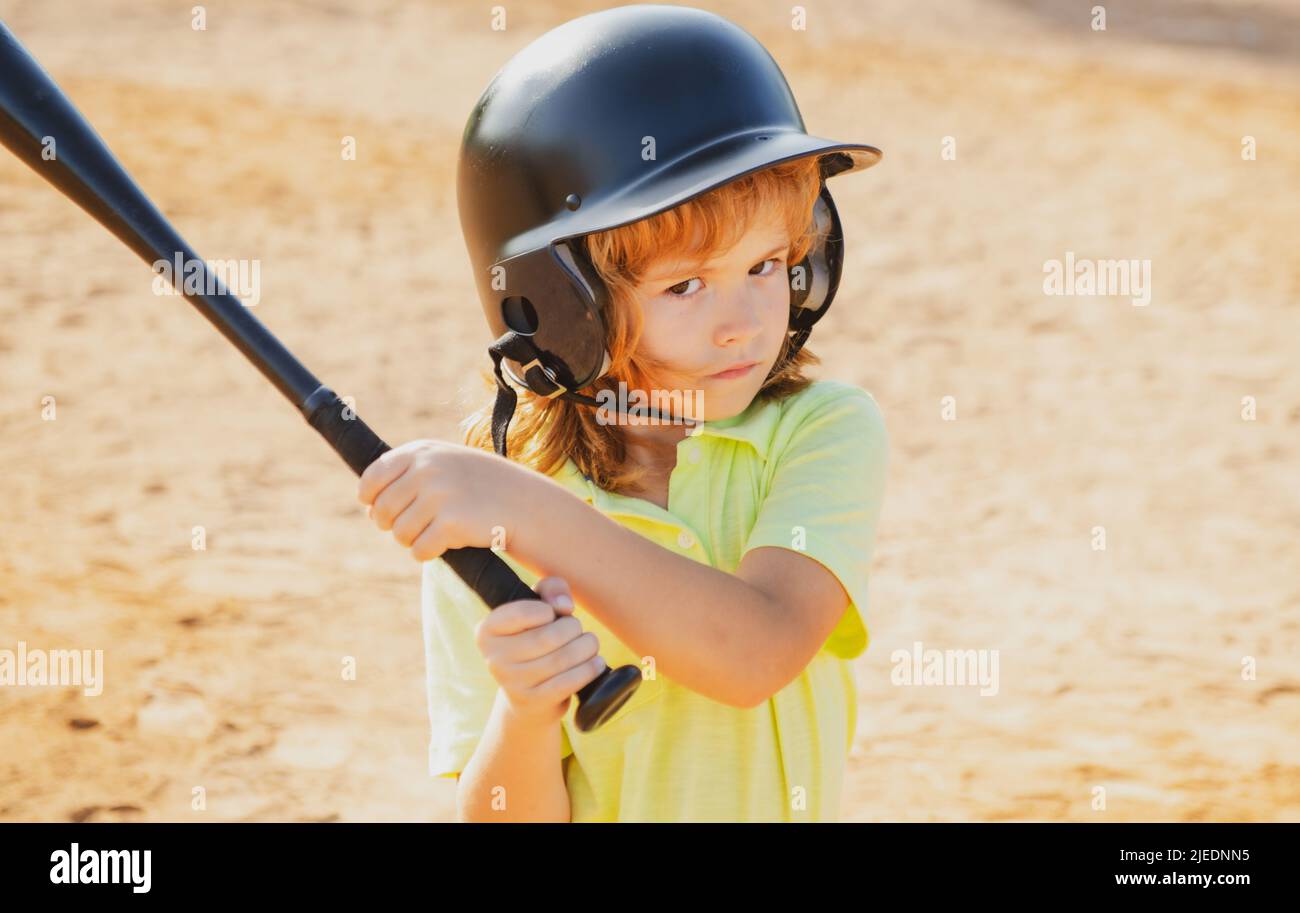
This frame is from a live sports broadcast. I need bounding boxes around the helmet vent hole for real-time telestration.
[502,296,539,335]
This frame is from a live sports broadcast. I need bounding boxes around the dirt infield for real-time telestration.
[1,0,1297,822]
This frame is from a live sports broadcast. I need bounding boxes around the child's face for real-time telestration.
[630,209,792,421]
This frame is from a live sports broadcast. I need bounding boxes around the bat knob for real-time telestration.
[573,663,643,732]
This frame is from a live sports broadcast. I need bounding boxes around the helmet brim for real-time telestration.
[504,130,882,258]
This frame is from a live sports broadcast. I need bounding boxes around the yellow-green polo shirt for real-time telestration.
[420,379,889,822]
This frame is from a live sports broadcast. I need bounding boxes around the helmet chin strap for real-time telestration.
[487,331,699,459]
[487,315,818,460]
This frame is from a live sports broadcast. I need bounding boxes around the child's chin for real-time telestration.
[694,382,760,420]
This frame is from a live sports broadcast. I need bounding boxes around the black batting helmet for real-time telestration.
[456,4,882,456]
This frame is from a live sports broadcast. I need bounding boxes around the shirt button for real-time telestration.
[686,445,702,464]
[677,530,696,549]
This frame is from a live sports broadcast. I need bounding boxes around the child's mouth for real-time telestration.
[707,361,759,380]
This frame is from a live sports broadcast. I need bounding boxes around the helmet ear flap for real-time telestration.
[552,239,614,385]
[788,183,845,334]
[492,241,611,392]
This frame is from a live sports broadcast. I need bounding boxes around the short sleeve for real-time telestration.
[741,386,889,660]
[420,557,575,779]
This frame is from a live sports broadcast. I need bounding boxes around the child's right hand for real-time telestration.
[474,575,607,726]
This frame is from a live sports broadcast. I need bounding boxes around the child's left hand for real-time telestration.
[356,439,526,561]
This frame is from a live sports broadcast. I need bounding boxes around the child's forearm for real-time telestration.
[511,476,785,708]
[456,690,571,823]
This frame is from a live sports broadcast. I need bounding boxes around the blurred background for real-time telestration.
[0,0,1296,822]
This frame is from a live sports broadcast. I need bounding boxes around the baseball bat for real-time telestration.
[0,21,641,732]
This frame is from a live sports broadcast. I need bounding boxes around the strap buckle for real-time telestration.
[520,358,567,399]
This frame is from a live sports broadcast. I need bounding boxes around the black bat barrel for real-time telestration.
[0,20,641,732]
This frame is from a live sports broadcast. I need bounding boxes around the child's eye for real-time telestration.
[663,259,784,299]
[665,277,703,298]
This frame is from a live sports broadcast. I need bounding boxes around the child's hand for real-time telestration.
[357,439,527,560]
[474,575,606,726]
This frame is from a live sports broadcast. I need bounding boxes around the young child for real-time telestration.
[357,5,888,822]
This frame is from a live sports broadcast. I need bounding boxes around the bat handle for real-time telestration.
[302,386,642,732]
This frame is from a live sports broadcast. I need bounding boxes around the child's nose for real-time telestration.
[712,289,765,347]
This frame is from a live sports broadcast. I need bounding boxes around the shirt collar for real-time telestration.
[549,394,783,517]
[687,393,781,461]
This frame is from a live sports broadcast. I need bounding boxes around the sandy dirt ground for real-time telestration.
[1,0,1297,822]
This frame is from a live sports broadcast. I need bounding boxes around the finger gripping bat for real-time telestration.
[0,21,640,732]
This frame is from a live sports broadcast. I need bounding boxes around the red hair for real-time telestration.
[461,155,826,494]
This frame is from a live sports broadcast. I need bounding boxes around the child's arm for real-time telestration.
[360,389,886,710]
[457,689,571,823]
[509,479,848,709]
[456,576,599,822]
[511,389,888,708]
